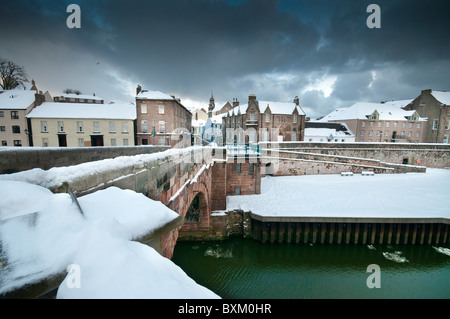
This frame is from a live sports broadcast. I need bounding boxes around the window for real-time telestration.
[41,121,48,133]
[408,131,412,137]
[42,138,48,147]
[235,187,241,195]
[385,131,389,137]
[58,121,64,133]
[141,120,148,133]
[378,122,382,127]
[419,99,425,107]
[109,121,116,133]
[361,121,366,128]
[409,122,413,128]
[93,121,100,133]
[123,138,129,146]
[402,122,406,128]
[386,122,390,128]
[77,121,83,133]
[291,130,296,141]
[13,140,22,147]
[236,163,241,173]
[416,132,420,138]
[159,121,165,133]
[417,123,421,129]
[249,163,254,174]
[158,105,164,114]
[159,137,166,145]
[12,125,20,134]
[141,104,147,114]
[360,131,365,136]
[368,131,373,136]
[111,138,116,146]
[369,122,374,127]
[265,112,270,123]
[250,112,255,121]
[393,122,398,128]
[0,126,5,132]
[0,111,4,117]
[11,111,19,119]
[293,113,298,123]
[432,119,438,130]
[78,138,84,147]
[1,141,7,146]
[445,120,450,130]
[122,122,129,133]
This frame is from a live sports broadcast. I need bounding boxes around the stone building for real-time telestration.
[135,88,192,147]
[305,121,355,143]
[403,89,450,143]
[320,101,427,143]
[27,102,136,147]
[222,94,306,144]
[0,88,52,147]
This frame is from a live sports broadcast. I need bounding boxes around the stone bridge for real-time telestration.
[1,142,449,297]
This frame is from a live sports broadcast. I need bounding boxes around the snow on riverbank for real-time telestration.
[227,169,450,219]
[0,181,219,298]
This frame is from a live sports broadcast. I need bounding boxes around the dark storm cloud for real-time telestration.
[1,0,449,117]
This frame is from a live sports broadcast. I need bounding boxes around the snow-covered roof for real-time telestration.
[136,90,176,101]
[227,100,305,116]
[319,102,426,122]
[55,93,103,101]
[382,99,413,108]
[305,128,353,138]
[430,90,450,105]
[27,102,136,120]
[0,90,36,110]
[305,122,355,137]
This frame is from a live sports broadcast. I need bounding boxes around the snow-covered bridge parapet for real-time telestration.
[0,146,226,256]
[0,146,226,298]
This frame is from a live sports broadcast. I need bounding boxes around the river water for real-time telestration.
[172,238,450,299]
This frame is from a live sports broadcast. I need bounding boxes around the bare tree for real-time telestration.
[63,88,82,95]
[0,58,29,90]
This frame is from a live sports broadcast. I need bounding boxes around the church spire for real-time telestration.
[208,92,215,118]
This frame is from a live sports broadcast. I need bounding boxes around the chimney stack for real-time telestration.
[294,96,300,106]
[136,85,142,96]
[233,98,239,107]
[248,94,256,102]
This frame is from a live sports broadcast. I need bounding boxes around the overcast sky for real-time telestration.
[1,0,449,118]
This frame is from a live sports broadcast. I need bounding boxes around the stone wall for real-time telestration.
[260,142,450,168]
[0,145,171,174]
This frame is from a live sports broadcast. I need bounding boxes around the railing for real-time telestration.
[226,143,261,155]
[245,120,258,126]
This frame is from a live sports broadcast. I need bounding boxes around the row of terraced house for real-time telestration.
[0,82,449,148]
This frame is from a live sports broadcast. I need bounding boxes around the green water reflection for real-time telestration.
[172,238,450,299]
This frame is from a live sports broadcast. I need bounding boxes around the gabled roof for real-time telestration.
[319,102,427,122]
[136,90,176,100]
[0,90,36,110]
[430,90,450,105]
[226,100,305,116]
[27,102,136,120]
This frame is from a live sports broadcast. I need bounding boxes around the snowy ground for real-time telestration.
[227,169,450,219]
[0,182,219,299]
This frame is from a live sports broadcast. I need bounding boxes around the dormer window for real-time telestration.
[368,110,379,121]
